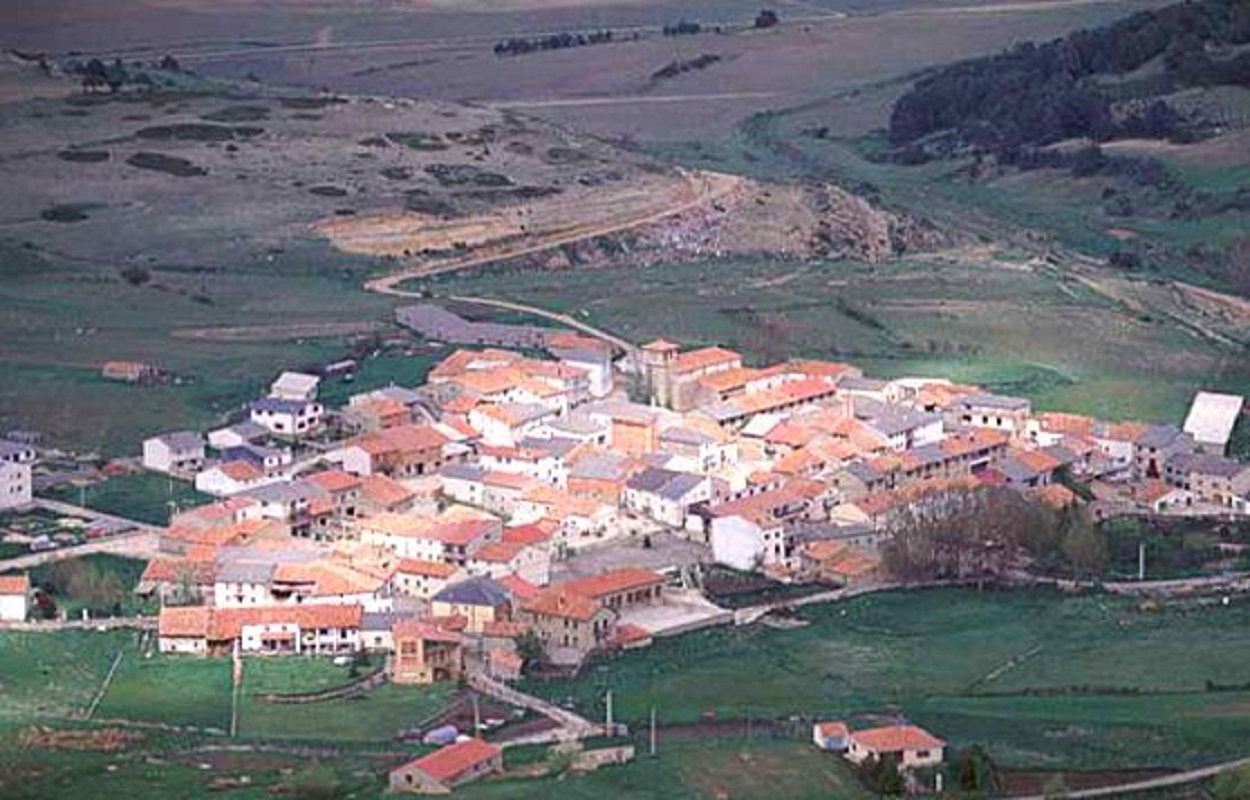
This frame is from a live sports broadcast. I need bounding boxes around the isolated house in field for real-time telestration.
[1183,391,1245,455]
[388,738,503,794]
[812,720,850,752]
[0,574,30,621]
[269,371,320,402]
[0,461,32,510]
[101,360,158,383]
[142,431,206,474]
[845,724,945,770]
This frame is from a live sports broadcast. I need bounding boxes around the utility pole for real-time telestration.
[649,706,657,756]
[605,689,614,733]
[1138,541,1146,581]
[472,691,481,736]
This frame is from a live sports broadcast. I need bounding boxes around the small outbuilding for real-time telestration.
[812,720,849,752]
[388,738,502,794]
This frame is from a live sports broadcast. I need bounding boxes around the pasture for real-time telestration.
[43,472,210,526]
[522,588,1250,770]
[428,254,1250,422]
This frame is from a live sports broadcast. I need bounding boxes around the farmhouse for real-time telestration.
[101,360,158,383]
[388,738,503,794]
[0,573,30,621]
[0,439,37,464]
[845,723,945,770]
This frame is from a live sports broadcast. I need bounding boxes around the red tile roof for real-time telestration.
[158,606,212,638]
[562,568,663,600]
[396,559,456,579]
[497,573,540,600]
[409,738,501,784]
[305,470,363,493]
[521,586,603,621]
[851,724,944,753]
[502,523,554,546]
[0,574,30,595]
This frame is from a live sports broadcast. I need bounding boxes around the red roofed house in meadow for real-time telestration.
[388,738,503,794]
[845,723,945,769]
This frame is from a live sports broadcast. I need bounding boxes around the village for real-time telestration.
[0,301,1247,795]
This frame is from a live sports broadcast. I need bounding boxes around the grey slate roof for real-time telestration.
[251,398,318,414]
[957,393,1031,411]
[153,431,204,451]
[440,462,487,482]
[432,576,510,607]
[215,561,275,584]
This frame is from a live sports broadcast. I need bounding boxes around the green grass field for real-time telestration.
[43,472,211,526]
[461,738,874,800]
[521,588,1250,770]
[0,629,131,720]
[238,681,453,744]
[426,255,1249,423]
[96,649,233,731]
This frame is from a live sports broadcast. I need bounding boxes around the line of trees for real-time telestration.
[493,30,616,57]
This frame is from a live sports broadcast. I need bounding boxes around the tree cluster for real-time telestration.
[662,20,703,37]
[881,486,1108,581]
[888,0,1250,154]
[754,9,780,29]
[493,30,614,57]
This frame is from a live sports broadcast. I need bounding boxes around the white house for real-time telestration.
[194,461,280,497]
[709,514,769,571]
[0,461,32,511]
[468,403,557,447]
[142,431,206,474]
[270,371,320,402]
[845,724,945,770]
[249,398,324,438]
[622,467,712,528]
[0,574,29,621]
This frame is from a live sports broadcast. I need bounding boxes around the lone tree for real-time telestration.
[754,9,780,28]
[956,745,1003,796]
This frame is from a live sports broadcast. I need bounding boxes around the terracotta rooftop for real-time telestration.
[408,738,501,784]
[851,724,944,753]
[396,558,457,579]
[563,568,664,600]
[0,574,30,595]
[522,585,603,621]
